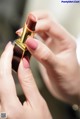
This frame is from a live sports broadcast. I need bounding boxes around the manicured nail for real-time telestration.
[22,57,30,68]
[26,37,38,50]
[16,28,23,33]
[16,28,23,36]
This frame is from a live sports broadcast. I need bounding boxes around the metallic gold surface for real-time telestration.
[14,23,34,53]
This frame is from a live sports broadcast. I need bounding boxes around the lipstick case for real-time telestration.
[12,14,37,72]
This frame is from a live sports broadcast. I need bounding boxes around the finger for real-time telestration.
[16,11,50,37]
[31,11,74,42]
[30,11,50,20]
[0,42,18,103]
[37,32,49,41]
[16,28,23,37]
[26,37,57,68]
[18,58,41,105]
[37,19,73,41]
[0,42,13,74]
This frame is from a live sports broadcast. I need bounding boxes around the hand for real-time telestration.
[17,11,80,105]
[0,42,52,119]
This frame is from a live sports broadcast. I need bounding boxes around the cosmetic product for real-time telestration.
[12,14,37,72]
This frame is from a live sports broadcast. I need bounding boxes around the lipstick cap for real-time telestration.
[26,14,37,31]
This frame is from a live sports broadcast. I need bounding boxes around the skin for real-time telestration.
[0,11,80,118]
[17,11,80,105]
[0,42,52,119]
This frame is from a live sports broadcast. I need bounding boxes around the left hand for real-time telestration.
[0,42,52,119]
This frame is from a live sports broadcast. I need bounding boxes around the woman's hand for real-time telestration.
[17,11,80,105]
[0,42,52,119]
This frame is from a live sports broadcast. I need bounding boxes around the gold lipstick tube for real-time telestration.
[12,14,37,72]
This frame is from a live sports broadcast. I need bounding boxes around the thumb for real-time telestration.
[18,58,40,105]
[26,37,57,68]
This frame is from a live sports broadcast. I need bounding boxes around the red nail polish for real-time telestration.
[12,14,37,72]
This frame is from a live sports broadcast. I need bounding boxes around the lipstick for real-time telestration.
[12,14,37,72]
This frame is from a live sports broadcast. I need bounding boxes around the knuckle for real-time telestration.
[40,50,51,63]
[21,70,34,86]
[23,72,33,82]
[44,11,52,19]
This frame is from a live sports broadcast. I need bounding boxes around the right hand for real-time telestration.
[17,11,80,105]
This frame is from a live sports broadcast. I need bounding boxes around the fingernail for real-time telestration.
[16,28,22,33]
[22,57,30,69]
[26,37,38,50]
[16,28,23,35]
[5,41,11,49]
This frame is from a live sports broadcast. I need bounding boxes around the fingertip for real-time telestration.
[18,58,30,75]
[22,57,30,69]
[26,37,38,50]
[16,28,23,36]
[27,12,37,20]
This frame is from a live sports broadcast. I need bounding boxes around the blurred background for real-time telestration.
[0,0,80,119]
